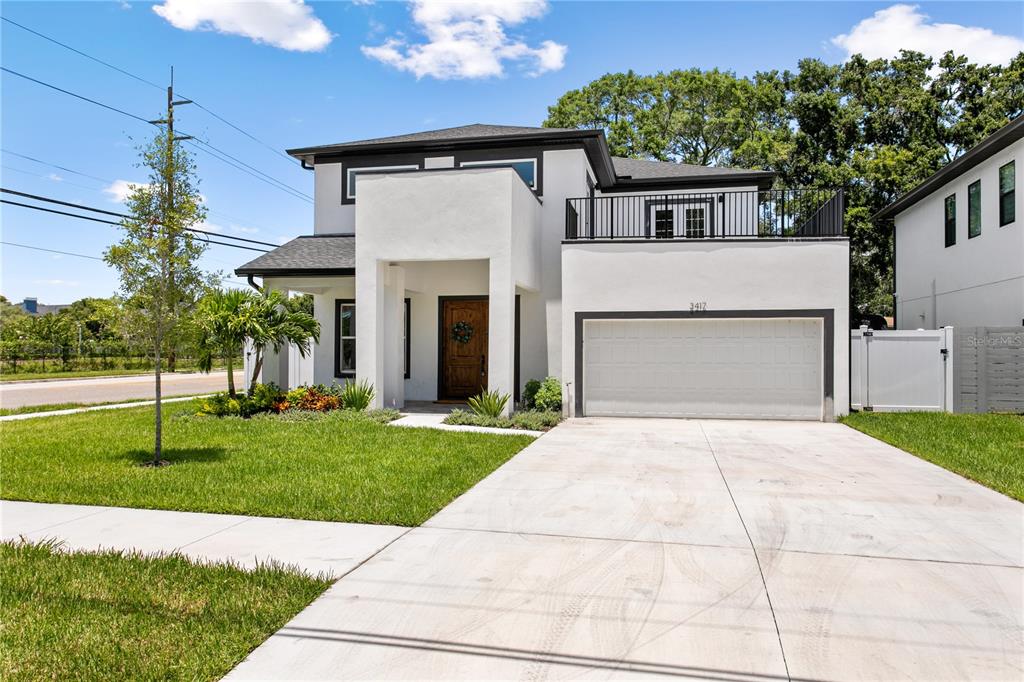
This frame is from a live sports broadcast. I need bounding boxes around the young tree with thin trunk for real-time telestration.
[105,128,210,466]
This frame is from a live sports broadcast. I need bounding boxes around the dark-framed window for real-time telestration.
[968,180,981,238]
[334,299,356,378]
[335,298,411,380]
[459,158,537,189]
[346,164,418,199]
[944,194,956,247]
[654,209,674,238]
[1000,161,1015,226]
[403,298,411,380]
[684,207,706,238]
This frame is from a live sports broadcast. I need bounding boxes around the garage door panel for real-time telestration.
[583,318,822,420]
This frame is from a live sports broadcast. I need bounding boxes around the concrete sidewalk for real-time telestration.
[0,501,407,577]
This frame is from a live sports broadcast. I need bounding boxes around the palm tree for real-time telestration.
[243,289,320,395]
[194,288,250,396]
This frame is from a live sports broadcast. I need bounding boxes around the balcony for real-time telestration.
[565,188,844,240]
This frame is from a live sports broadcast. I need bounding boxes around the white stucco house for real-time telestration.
[877,116,1022,329]
[237,124,850,420]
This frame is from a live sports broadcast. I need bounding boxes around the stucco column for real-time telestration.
[382,264,406,409]
[487,256,515,416]
[356,260,385,409]
[259,283,289,390]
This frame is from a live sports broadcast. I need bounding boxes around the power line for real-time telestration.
[1,241,104,261]
[3,17,299,168]
[0,150,280,232]
[1,190,273,252]
[1,66,153,124]
[1,17,164,90]
[182,136,312,203]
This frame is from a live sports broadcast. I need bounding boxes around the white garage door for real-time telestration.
[583,318,823,420]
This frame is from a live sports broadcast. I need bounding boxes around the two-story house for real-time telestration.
[237,124,850,420]
[876,116,1022,329]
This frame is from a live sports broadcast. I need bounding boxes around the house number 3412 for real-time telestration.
[690,301,707,312]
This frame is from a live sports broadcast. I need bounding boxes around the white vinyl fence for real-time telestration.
[850,326,954,412]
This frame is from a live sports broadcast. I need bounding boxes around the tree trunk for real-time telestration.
[249,348,263,396]
[153,328,162,466]
[226,353,235,397]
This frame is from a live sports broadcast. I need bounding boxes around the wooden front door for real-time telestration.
[441,298,488,400]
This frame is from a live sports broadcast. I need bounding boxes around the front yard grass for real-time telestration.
[0,540,330,681]
[841,411,1024,501]
[0,400,534,525]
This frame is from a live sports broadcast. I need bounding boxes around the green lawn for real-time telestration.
[842,411,1024,501]
[0,400,534,525]
[0,394,209,417]
[0,540,330,681]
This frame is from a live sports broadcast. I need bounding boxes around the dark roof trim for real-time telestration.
[875,116,1024,220]
[235,267,355,277]
[604,173,775,193]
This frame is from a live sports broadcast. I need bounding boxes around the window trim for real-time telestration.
[346,164,419,198]
[968,179,981,239]
[458,158,538,189]
[404,298,411,380]
[684,206,707,238]
[944,194,956,248]
[999,160,1016,227]
[334,299,356,379]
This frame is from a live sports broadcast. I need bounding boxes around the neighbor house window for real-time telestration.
[654,209,674,238]
[968,180,981,238]
[335,300,356,378]
[944,194,956,247]
[459,159,537,189]
[1000,161,1015,226]
[346,165,419,198]
[685,207,706,238]
[335,299,411,380]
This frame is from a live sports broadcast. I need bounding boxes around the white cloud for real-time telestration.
[362,0,567,79]
[47,173,63,182]
[103,179,146,203]
[832,4,1024,66]
[152,0,332,52]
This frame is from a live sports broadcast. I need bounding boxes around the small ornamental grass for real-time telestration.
[467,390,510,418]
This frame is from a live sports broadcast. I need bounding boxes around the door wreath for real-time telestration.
[451,320,475,344]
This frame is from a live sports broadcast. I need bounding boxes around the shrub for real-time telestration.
[286,386,309,405]
[198,392,242,417]
[511,410,561,431]
[295,385,340,412]
[522,379,542,409]
[249,382,287,413]
[444,408,513,429]
[338,379,375,411]
[533,377,562,412]
[467,390,510,418]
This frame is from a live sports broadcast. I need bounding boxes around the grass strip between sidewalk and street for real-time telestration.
[0,540,331,682]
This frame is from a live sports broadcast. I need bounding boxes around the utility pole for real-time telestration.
[146,66,192,462]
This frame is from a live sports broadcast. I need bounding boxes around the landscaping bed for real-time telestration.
[0,540,329,681]
[0,399,534,525]
[444,408,561,431]
[841,411,1024,501]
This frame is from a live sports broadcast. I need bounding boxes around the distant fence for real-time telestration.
[0,341,231,376]
[954,327,1024,414]
[851,326,953,412]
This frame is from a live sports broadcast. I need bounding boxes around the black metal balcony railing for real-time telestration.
[565,188,844,240]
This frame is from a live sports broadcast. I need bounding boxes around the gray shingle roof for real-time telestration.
[611,156,772,180]
[235,235,355,276]
[289,124,581,155]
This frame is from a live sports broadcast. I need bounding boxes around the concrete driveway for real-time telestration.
[229,418,1023,681]
[0,370,242,408]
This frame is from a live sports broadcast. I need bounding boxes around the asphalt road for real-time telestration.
[0,371,243,409]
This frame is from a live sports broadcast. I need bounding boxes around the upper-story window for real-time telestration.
[1000,161,1016,226]
[968,179,981,238]
[459,159,537,189]
[944,194,956,247]
[347,165,419,198]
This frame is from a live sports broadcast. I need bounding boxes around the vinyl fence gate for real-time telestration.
[850,326,954,412]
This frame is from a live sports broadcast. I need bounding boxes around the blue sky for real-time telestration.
[2,1,1022,304]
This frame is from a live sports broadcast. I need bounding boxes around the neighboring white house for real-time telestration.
[877,116,1023,329]
[237,124,850,420]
